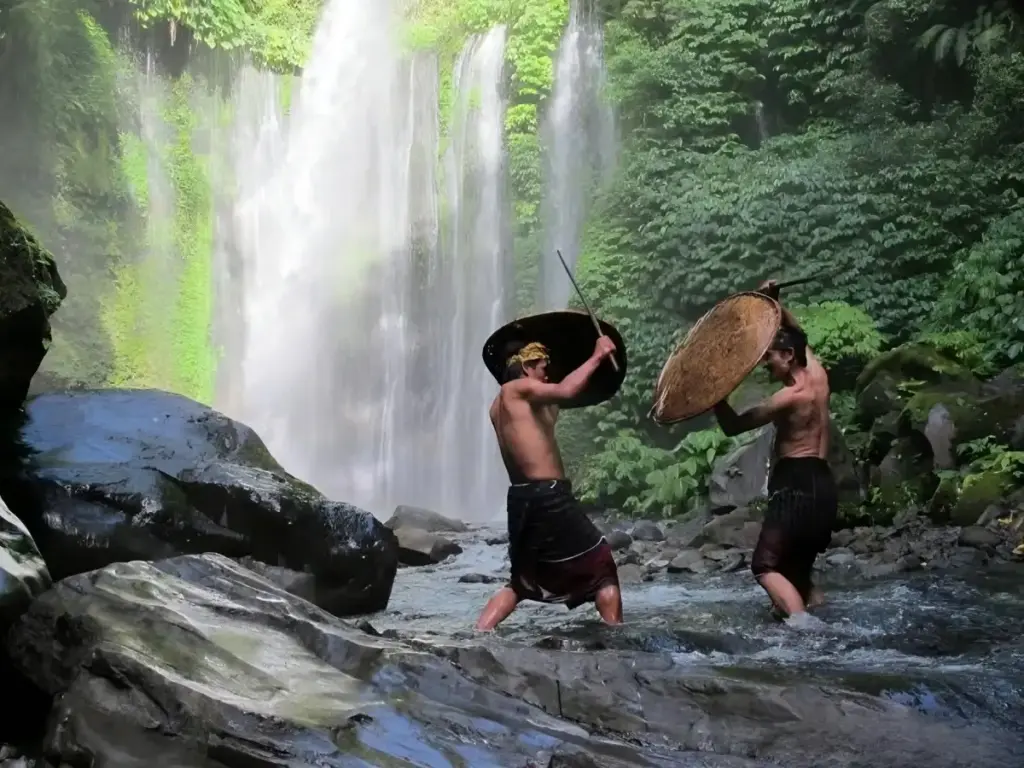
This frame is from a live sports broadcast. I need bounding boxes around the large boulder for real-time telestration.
[708,427,774,511]
[385,504,468,533]
[900,383,1024,460]
[709,422,861,511]
[0,494,50,629]
[0,389,397,616]
[7,553,1020,768]
[4,554,685,767]
[0,201,66,416]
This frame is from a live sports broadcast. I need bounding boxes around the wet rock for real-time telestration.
[826,551,857,567]
[708,427,773,511]
[234,556,318,604]
[629,519,664,542]
[616,563,644,584]
[665,507,713,548]
[716,551,745,573]
[396,527,462,566]
[948,546,990,568]
[951,470,1013,527]
[897,553,923,572]
[0,495,50,629]
[7,554,671,767]
[667,550,710,574]
[700,545,734,561]
[443,631,1020,766]
[386,504,468,534]
[0,199,66,416]
[958,526,1002,550]
[0,390,397,616]
[605,529,632,550]
[830,529,856,549]
[459,572,501,584]
[877,437,935,508]
[644,557,671,573]
[976,504,1007,527]
[859,559,900,579]
[485,531,509,546]
[615,549,641,567]
[694,507,761,549]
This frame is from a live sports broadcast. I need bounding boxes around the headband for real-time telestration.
[506,341,549,369]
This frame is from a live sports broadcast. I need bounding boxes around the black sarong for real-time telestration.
[751,457,837,601]
[506,480,618,609]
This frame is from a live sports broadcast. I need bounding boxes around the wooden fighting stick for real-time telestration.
[555,249,620,372]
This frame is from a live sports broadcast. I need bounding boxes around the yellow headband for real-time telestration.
[506,342,549,369]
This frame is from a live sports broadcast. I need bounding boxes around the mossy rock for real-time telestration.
[950,470,1015,527]
[855,343,980,397]
[0,200,67,415]
[927,473,961,524]
[876,436,936,508]
[899,386,1024,462]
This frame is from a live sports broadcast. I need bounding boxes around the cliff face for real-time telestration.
[0,199,66,417]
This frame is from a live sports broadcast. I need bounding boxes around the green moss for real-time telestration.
[951,470,1013,527]
[927,473,960,524]
[855,343,979,396]
[166,75,215,404]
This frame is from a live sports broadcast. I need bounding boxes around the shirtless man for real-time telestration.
[713,279,836,619]
[475,336,623,631]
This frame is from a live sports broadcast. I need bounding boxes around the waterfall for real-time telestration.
[537,0,616,311]
[217,1,512,522]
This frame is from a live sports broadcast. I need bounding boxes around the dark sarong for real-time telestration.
[507,480,619,610]
[751,457,837,601]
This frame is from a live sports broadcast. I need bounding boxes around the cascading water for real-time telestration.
[218,0,512,521]
[537,0,616,311]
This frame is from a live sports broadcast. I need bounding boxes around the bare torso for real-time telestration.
[489,385,565,483]
[773,352,831,459]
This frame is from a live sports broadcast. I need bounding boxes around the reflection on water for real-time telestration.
[375,530,1024,733]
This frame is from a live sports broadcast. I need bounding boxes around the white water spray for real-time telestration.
[218,1,512,521]
[538,0,616,311]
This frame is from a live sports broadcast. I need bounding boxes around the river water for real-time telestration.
[374,527,1024,748]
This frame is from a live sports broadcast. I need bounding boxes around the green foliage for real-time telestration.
[0,1,141,387]
[957,437,1024,482]
[578,427,734,517]
[404,0,567,314]
[128,0,325,69]
[913,329,994,376]
[792,300,885,372]
[918,1,1015,67]
[931,207,1024,370]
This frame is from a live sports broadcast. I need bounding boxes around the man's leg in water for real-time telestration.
[757,572,806,616]
[475,587,519,631]
[595,584,623,624]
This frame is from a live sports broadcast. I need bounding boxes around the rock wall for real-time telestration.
[0,200,65,418]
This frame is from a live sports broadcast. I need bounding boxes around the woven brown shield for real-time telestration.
[482,310,628,409]
[650,292,782,424]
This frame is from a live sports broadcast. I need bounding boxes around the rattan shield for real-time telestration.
[650,292,781,424]
[482,310,628,409]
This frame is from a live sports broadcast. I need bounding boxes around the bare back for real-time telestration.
[490,383,565,483]
[773,352,830,459]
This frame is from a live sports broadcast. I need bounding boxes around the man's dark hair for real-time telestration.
[772,325,808,367]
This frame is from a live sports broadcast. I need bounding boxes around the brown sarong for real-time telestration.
[751,457,838,601]
[506,480,619,609]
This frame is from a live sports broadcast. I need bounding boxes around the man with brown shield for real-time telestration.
[712,279,836,620]
[475,336,623,631]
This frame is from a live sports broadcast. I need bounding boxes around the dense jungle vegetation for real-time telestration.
[1,0,1022,524]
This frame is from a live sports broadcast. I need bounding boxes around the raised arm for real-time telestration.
[714,388,796,437]
[515,335,617,406]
